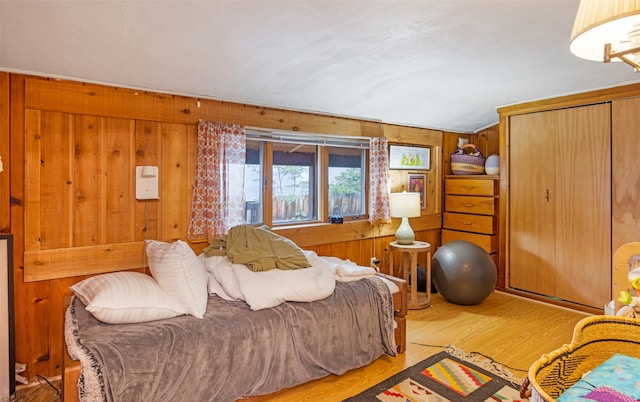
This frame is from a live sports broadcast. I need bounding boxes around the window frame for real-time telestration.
[243,129,370,227]
[270,141,318,224]
[326,145,368,219]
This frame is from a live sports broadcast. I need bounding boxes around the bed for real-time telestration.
[61,228,407,402]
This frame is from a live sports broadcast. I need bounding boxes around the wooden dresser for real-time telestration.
[442,175,499,264]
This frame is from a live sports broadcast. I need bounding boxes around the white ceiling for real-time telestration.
[2,1,639,133]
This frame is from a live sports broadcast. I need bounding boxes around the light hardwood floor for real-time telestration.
[16,290,590,402]
[251,290,590,401]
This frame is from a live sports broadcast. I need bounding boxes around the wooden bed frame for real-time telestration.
[61,272,407,402]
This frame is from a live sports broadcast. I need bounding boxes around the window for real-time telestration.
[328,147,365,217]
[272,142,317,223]
[242,130,368,226]
[244,140,263,224]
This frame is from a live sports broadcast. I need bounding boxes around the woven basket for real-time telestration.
[525,315,640,401]
[451,144,485,175]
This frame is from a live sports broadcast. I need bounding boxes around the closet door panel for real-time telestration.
[612,98,640,252]
[508,112,557,295]
[554,104,611,308]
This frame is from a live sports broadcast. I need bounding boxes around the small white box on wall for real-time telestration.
[136,166,159,200]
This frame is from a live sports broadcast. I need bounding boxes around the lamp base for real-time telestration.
[394,217,415,245]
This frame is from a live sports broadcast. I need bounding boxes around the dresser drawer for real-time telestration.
[443,212,496,235]
[441,229,497,253]
[445,195,497,215]
[445,178,497,196]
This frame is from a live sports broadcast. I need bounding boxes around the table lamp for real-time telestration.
[389,192,421,245]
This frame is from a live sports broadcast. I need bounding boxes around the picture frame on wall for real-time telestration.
[408,173,426,209]
[389,144,430,170]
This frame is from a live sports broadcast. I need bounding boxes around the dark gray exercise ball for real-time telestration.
[431,240,497,305]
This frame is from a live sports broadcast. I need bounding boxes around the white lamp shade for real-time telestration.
[389,192,421,218]
[570,0,640,61]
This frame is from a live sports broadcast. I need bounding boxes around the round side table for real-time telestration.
[389,240,431,309]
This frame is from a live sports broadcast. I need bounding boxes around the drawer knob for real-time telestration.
[463,203,475,207]
[462,221,473,225]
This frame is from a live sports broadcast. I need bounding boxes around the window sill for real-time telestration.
[272,217,369,231]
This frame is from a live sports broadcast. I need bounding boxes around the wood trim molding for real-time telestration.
[24,242,146,282]
[24,215,442,282]
[497,82,640,117]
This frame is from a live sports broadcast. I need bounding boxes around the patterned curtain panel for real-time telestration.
[368,137,391,225]
[188,121,246,240]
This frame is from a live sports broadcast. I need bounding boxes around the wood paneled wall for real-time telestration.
[0,72,9,232]
[1,73,446,380]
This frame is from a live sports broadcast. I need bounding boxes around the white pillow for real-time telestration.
[145,239,208,318]
[204,256,244,300]
[70,272,187,324]
[203,255,237,301]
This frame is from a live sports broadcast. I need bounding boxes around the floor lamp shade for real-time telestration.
[389,192,421,245]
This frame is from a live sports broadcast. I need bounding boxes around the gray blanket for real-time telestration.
[65,277,396,402]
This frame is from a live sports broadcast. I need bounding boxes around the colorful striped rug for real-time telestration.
[345,346,525,401]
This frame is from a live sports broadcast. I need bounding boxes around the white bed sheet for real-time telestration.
[204,250,397,310]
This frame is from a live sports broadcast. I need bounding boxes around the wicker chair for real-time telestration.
[524,315,640,401]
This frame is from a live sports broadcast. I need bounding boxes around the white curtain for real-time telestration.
[188,120,246,240]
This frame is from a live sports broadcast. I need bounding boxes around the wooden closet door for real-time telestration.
[508,111,557,296]
[612,97,640,252]
[508,104,611,309]
[554,104,611,308]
